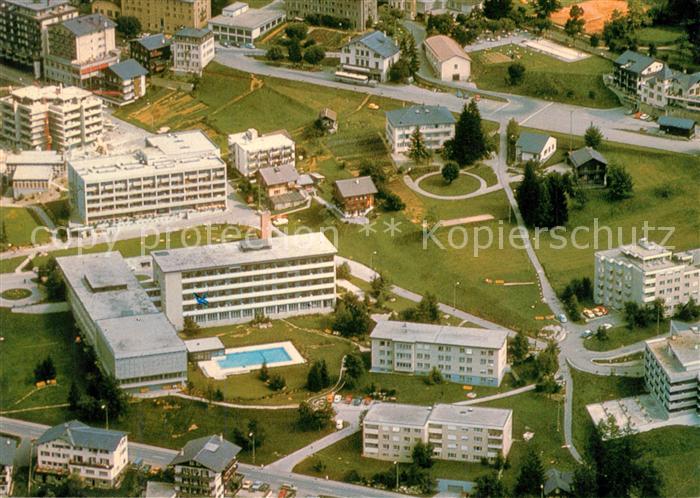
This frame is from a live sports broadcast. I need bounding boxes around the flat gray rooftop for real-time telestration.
[371,321,508,350]
[210,8,285,29]
[98,314,186,359]
[364,402,432,427]
[184,337,225,353]
[430,403,512,429]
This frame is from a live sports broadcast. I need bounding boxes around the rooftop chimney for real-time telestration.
[260,211,271,240]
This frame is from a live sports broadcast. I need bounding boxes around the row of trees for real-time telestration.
[359,161,406,212]
[516,163,571,229]
[560,277,594,319]
[267,23,326,65]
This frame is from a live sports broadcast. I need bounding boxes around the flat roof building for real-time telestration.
[285,0,378,29]
[385,104,456,154]
[228,128,295,177]
[57,252,187,393]
[11,165,53,199]
[363,402,513,462]
[209,4,285,46]
[370,321,509,386]
[184,337,225,361]
[0,150,65,177]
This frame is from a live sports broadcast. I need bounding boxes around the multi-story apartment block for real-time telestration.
[228,128,295,177]
[388,0,417,19]
[385,104,456,155]
[57,252,187,392]
[130,33,171,74]
[0,0,78,76]
[613,50,664,96]
[91,0,121,20]
[67,130,226,226]
[285,0,377,29]
[644,320,700,419]
[594,239,700,312]
[340,31,400,83]
[152,231,337,329]
[172,27,215,75]
[0,85,103,151]
[0,437,17,497]
[101,58,148,106]
[171,435,241,498]
[120,0,210,33]
[209,3,285,46]
[370,321,509,386]
[363,402,512,463]
[35,420,128,488]
[44,13,119,87]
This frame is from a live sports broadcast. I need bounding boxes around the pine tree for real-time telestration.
[545,173,569,228]
[514,447,545,496]
[319,359,330,388]
[450,100,488,166]
[258,361,269,381]
[510,331,530,364]
[408,126,431,164]
[506,118,519,165]
[68,381,80,411]
[516,161,541,227]
[584,123,604,148]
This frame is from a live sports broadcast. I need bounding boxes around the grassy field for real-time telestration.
[185,315,356,405]
[262,26,355,52]
[584,323,665,352]
[0,207,51,247]
[419,172,482,196]
[470,44,619,108]
[636,26,684,45]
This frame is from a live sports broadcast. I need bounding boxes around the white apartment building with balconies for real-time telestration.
[370,321,509,387]
[0,437,17,497]
[594,239,700,312]
[362,402,512,463]
[151,231,337,329]
[172,27,214,75]
[385,104,456,155]
[35,421,128,489]
[228,128,295,177]
[0,85,103,151]
[67,130,227,227]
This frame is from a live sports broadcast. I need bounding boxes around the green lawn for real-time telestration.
[0,207,51,247]
[636,26,684,46]
[419,173,482,196]
[584,323,666,352]
[184,315,356,405]
[470,44,619,108]
[0,256,27,273]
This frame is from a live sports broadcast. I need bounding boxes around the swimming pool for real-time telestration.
[217,347,291,369]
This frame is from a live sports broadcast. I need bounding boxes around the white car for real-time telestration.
[601,323,613,330]
[581,329,593,339]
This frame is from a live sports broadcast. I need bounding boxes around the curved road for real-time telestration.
[404,170,503,200]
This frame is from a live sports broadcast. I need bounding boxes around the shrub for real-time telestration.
[268,374,286,391]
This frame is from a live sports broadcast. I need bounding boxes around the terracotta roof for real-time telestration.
[424,35,471,63]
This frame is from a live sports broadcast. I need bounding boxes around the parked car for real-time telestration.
[241,480,252,490]
[251,481,263,492]
[336,419,344,429]
[557,313,568,323]
[351,397,362,406]
[581,329,593,339]
[244,43,255,49]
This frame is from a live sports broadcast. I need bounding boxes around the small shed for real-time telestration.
[318,108,338,134]
[184,337,225,361]
[658,115,696,138]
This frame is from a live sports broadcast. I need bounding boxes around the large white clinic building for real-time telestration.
[57,252,187,393]
[370,321,509,386]
[228,128,295,177]
[385,104,456,155]
[68,130,227,227]
[594,239,700,312]
[363,402,513,463]
[152,232,337,329]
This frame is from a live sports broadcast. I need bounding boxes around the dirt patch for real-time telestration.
[481,51,512,64]
[551,0,629,34]
[439,214,495,227]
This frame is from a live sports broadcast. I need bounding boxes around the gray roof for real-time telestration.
[386,105,456,128]
[569,146,607,167]
[145,481,176,498]
[0,437,17,467]
[658,115,696,130]
[184,337,225,353]
[364,403,512,430]
[5,0,72,12]
[210,8,285,29]
[544,468,573,495]
[516,131,552,154]
[258,164,299,186]
[614,50,655,74]
[171,435,241,472]
[174,27,212,39]
[370,321,508,350]
[136,33,170,51]
[12,165,54,181]
[37,420,126,452]
[364,402,433,427]
[108,59,148,80]
[61,13,115,37]
[348,31,400,59]
[334,176,378,198]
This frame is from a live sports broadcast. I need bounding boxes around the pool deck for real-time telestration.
[198,341,305,380]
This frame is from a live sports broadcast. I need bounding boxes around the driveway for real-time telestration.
[404,170,503,200]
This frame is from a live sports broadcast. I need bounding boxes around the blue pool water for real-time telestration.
[217,347,292,369]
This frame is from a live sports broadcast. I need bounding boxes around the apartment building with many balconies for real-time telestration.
[0,85,103,151]
[370,321,509,387]
[644,320,700,419]
[35,421,128,489]
[170,435,241,498]
[151,231,337,329]
[67,130,226,227]
[0,0,78,77]
[285,0,377,29]
[120,0,210,33]
[172,27,215,75]
[594,239,700,312]
[362,402,512,463]
[0,437,17,497]
[228,128,295,177]
[385,104,455,155]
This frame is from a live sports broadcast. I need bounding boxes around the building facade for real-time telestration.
[228,128,295,177]
[172,27,215,75]
[101,58,148,105]
[333,176,377,217]
[515,131,557,163]
[11,165,53,199]
[0,0,78,76]
[644,321,700,419]
[0,85,103,151]
[152,231,337,329]
[130,33,171,74]
[568,147,607,186]
[209,4,285,46]
[0,437,17,497]
[423,35,471,82]
[35,421,128,488]
[171,435,241,498]
[370,321,509,386]
[68,130,226,226]
[385,104,456,154]
[363,403,513,463]
[340,31,400,83]
[90,0,121,19]
[44,13,118,87]
[594,239,700,312]
[120,0,210,33]
[0,150,65,177]
[256,164,307,211]
[285,0,377,29]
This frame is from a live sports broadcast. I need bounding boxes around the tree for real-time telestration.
[516,161,542,227]
[474,473,506,498]
[483,0,512,19]
[388,58,411,83]
[287,40,303,63]
[343,353,366,388]
[336,262,351,280]
[510,331,530,365]
[408,127,431,164]
[259,361,270,381]
[307,360,331,391]
[448,100,488,166]
[398,33,420,76]
[606,164,634,200]
[285,22,309,41]
[648,42,657,57]
[116,16,141,38]
[507,62,526,85]
[298,401,334,431]
[506,118,519,165]
[382,192,405,211]
[303,45,326,65]
[531,0,562,19]
[359,160,388,188]
[68,380,80,411]
[674,297,700,321]
[584,123,604,148]
[33,356,56,383]
[542,173,569,228]
[183,316,200,336]
[426,13,454,35]
[590,33,600,47]
[426,366,444,385]
[333,293,371,337]
[441,162,460,184]
[412,441,434,469]
[535,341,559,379]
[514,447,545,496]
[268,374,286,390]
[233,419,266,451]
[564,4,586,39]
[603,10,637,52]
[266,45,285,61]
